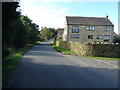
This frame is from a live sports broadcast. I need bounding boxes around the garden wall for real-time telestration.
[56,41,120,57]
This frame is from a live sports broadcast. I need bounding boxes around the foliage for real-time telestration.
[12,18,27,48]
[2,2,39,58]
[20,16,39,44]
[91,57,120,60]
[40,27,53,41]
[113,37,120,44]
[2,2,20,57]
[50,42,77,55]
[2,1,40,86]
[49,28,58,37]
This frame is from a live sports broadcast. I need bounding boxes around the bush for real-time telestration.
[2,47,10,58]
[113,37,120,44]
[2,46,15,58]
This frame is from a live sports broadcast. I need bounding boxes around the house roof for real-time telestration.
[57,28,64,34]
[58,28,64,31]
[66,16,114,26]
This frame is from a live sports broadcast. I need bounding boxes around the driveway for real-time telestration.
[4,40,118,88]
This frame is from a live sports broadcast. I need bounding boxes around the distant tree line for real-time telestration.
[40,27,57,41]
[2,2,39,58]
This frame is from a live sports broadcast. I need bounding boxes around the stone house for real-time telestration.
[57,28,64,40]
[117,34,120,38]
[63,16,117,44]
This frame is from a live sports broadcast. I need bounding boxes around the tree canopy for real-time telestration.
[40,27,53,41]
[2,2,39,58]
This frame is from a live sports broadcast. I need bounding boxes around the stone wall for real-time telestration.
[56,41,120,58]
[56,41,69,50]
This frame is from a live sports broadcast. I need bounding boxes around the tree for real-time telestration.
[2,2,39,57]
[13,18,27,48]
[49,28,57,38]
[20,16,39,44]
[2,2,21,57]
[113,37,120,44]
[40,27,53,41]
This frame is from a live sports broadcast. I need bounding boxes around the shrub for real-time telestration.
[113,37,120,44]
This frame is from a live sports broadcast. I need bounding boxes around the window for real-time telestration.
[96,35,102,39]
[71,34,79,38]
[87,27,89,30]
[99,35,102,39]
[87,27,95,30]
[88,35,93,39]
[72,26,76,32]
[96,35,99,39]
[104,35,110,41]
[104,27,110,31]
[72,26,79,33]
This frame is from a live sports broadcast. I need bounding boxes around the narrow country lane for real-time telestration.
[4,40,118,88]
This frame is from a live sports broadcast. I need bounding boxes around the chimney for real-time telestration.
[106,15,108,19]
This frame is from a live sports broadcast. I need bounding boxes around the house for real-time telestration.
[118,34,120,38]
[57,28,64,40]
[63,16,117,44]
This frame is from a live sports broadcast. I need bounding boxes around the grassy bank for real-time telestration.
[2,42,40,85]
[50,43,77,55]
[50,42,120,60]
[90,56,120,60]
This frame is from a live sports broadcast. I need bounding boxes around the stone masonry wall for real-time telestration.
[67,25,114,43]
[56,41,120,57]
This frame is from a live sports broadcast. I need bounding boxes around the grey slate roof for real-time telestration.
[58,28,64,31]
[66,16,114,26]
[57,28,64,35]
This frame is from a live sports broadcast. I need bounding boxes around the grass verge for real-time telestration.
[90,56,120,60]
[50,43,77,55]
[2,42,40,85]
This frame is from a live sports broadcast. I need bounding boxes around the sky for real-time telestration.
[19,0,119,34]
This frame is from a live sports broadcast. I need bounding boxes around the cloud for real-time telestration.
[20,0,68,29]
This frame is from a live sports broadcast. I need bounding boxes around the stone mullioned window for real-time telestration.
[88,35,93,39]
[72,26,79,33]
[104,27,110,31]
[87,26,95,31]
[71,34,79,38]
[96,35,102,39]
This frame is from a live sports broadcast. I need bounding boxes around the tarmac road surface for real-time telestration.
[4,40,118,88]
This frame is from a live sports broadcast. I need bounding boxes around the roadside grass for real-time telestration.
[50,43,77,55]
[90,56,120,60]
[50,42,120,60]
[2,42,40,85]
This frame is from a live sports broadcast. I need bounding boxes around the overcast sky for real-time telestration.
[19,0,119,34]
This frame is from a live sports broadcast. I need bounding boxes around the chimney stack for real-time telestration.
[106,15,108,19]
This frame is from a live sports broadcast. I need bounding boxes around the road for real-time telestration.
[4,40,118,88]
